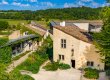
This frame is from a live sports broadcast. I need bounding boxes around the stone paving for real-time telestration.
[28,68,81,80]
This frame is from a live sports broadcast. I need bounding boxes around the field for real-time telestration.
[0,19,28,25]
[0,19,49,29]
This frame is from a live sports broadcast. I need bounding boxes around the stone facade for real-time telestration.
[53,27,104,70]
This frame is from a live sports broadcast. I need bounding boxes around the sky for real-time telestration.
[0,0,109,10]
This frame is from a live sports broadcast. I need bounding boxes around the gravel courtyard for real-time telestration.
[30,68,81,80]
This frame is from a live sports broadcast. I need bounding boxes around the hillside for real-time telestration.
[0,7,102,20]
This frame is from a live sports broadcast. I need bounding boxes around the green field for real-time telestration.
[0,19,28,25]
[0,19,50,29]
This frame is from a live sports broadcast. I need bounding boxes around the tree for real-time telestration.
[93,7,110,69]
[0,21,9,30]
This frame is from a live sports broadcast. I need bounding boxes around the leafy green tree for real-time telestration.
[93,7,110,68]
[0,21,9,30]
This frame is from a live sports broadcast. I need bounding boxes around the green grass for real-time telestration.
[0,30,12,35]
[0,37,8,45]
[0,19,27,25]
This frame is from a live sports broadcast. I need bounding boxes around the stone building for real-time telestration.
[53,25,104,70]
[1,31,39,58]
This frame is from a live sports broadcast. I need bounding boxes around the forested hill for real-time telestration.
[0,7,102,20]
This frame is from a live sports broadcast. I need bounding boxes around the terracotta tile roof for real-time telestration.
[54,25,93,43]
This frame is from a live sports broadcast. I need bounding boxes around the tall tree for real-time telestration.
[93,7,110,68]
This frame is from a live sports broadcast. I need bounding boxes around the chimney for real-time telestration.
[60,21,65,27]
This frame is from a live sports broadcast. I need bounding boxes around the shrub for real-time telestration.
[84,68,99,79]
[15,51,48,74]
[106,70,110,76]
[0,21,9,30]
[59,63,71,70]
[43,62,59,71]
[12,51,30,61]
[43,62,71,71]
[9,69,34,80]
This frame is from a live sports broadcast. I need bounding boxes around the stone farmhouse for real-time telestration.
[52,20,104,70]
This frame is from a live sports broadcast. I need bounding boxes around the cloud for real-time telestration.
[81,0,93,2]
[64,0,110,8]
[64,3,78,8]
[29,0,37,2]
[12,2,30,7]
[41,2,54,7]
[1,0,9,5]
[102,3,110,7]
[64,1,85,8]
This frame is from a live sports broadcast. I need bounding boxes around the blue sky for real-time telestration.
[0,0,109,10]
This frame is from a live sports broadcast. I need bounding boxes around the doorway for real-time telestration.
[71,60,75,68]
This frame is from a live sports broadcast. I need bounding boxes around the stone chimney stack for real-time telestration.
[60,21,65,27]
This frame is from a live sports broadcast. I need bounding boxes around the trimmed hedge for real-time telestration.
[84,68,99,79]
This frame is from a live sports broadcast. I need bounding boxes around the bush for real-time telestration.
[43,62,71,71]
[17,53,48,74]
[59,63,71,70]
[84,68,99,79]
[0,21,9,30]
[9,69,34,80]
[106,70,110,76]
[12,51,30,61]
[43,62,59,71]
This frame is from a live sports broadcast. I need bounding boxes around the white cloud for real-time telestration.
[81,0,93,2]
[64,3,78,8]
[30,0,37,2]
[64,1,85,8]
[41,2,54,7]
[102,3,110,7]
[12,2,30,7]
[2,0,9,5]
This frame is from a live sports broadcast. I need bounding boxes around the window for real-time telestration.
[87,61,94,67]
[59,55,65,60]
[59,55,61,60]
[71,49,74,56]
[62,55,64,60]
[61,39,66,48]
